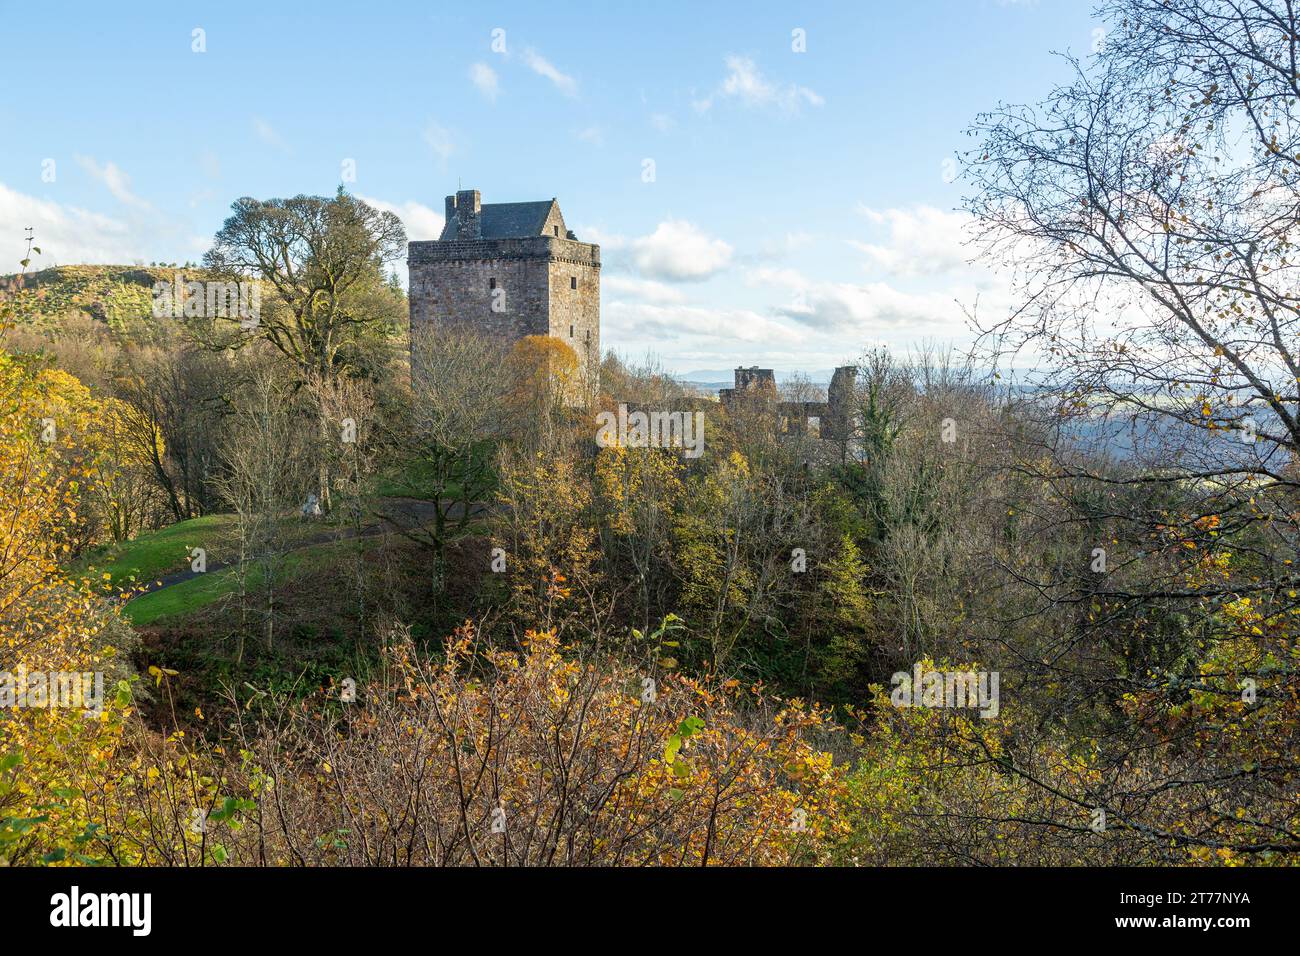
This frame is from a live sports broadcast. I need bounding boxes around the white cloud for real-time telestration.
[576,126,604,146]
[755,231,814,259]
[356,195,444,241]
[748,265,981,337]
[522,48,577,97]
[354,196,446,290]
[74,156,149,209]
[603,274,687,304]
[650,113,675,133]
[252,117,290,153]
[423,122,455,168]
[0,181,139,266]
[631,220,733,281]
[579,225,628,250]
[589,210,1005,368]
[695,56,823,116]
[850,205,973,278]
[605,299,803,348]
[469,62,499,102]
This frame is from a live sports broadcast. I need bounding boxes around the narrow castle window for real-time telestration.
[570,276,577,289]
[489,277,496,289]
[569,324,574,338]
[553,226,560,237]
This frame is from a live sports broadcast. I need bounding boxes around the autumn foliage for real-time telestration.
[200,622,848,866]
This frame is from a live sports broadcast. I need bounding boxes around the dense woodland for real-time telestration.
[2,0,1298,866]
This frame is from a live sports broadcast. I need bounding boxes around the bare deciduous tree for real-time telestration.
[215,363,314,658]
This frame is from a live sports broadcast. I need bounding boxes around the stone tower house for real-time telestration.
[408,189,601,390]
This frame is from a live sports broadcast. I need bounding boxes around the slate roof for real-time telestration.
[481,200,556,238]
[440,199,560,240]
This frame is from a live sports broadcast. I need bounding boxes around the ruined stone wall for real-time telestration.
[825,366,858,441]
[722,365,859,444]
[735,367,777,393]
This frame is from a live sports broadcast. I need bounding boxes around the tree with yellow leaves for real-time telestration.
[672,451,759,668]
[0,349,132,862]
[504,335,582,454]
[594,444,685,634]
[494,450,602,631]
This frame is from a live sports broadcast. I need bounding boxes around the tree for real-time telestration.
[809,533,874,696]
[594,445,685,636]
[214,363,315,657]
[504,335,581,454]
[202,189,406,380]
[673,451,760,668]
[963,0,1300,859]
[0,349,137,863]
[113,338,229,522]
[395,325,510,599]
[494,450,602,632]
[82,394,166,543]
[202,189,406,510]
[2,359,161,550]
[221,622,848,866]
[306,367,377,633]
[966,0,1300,532]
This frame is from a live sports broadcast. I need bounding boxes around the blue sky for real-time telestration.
[0,0,1098,374]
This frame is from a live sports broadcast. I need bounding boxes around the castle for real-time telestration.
[407,189,857,444]
[408,189,600,386]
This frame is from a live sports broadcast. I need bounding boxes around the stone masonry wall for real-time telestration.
[547,254,600,385]
[408,235,601,391]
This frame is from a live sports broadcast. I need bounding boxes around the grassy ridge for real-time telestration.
[7,265,205,331]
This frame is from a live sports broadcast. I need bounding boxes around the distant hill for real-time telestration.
[1,264,208,331]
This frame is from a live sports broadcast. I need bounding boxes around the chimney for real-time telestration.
[456,189,481,239]
[444,194,456,221]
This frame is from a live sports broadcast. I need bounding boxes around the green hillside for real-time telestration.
[5,264,209,331]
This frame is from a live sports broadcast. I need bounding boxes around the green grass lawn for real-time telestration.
[75,514,236,588]
[75,511,387,589]
[125,537,378,627]
[74,504,427,627]
[124,561,242,626]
